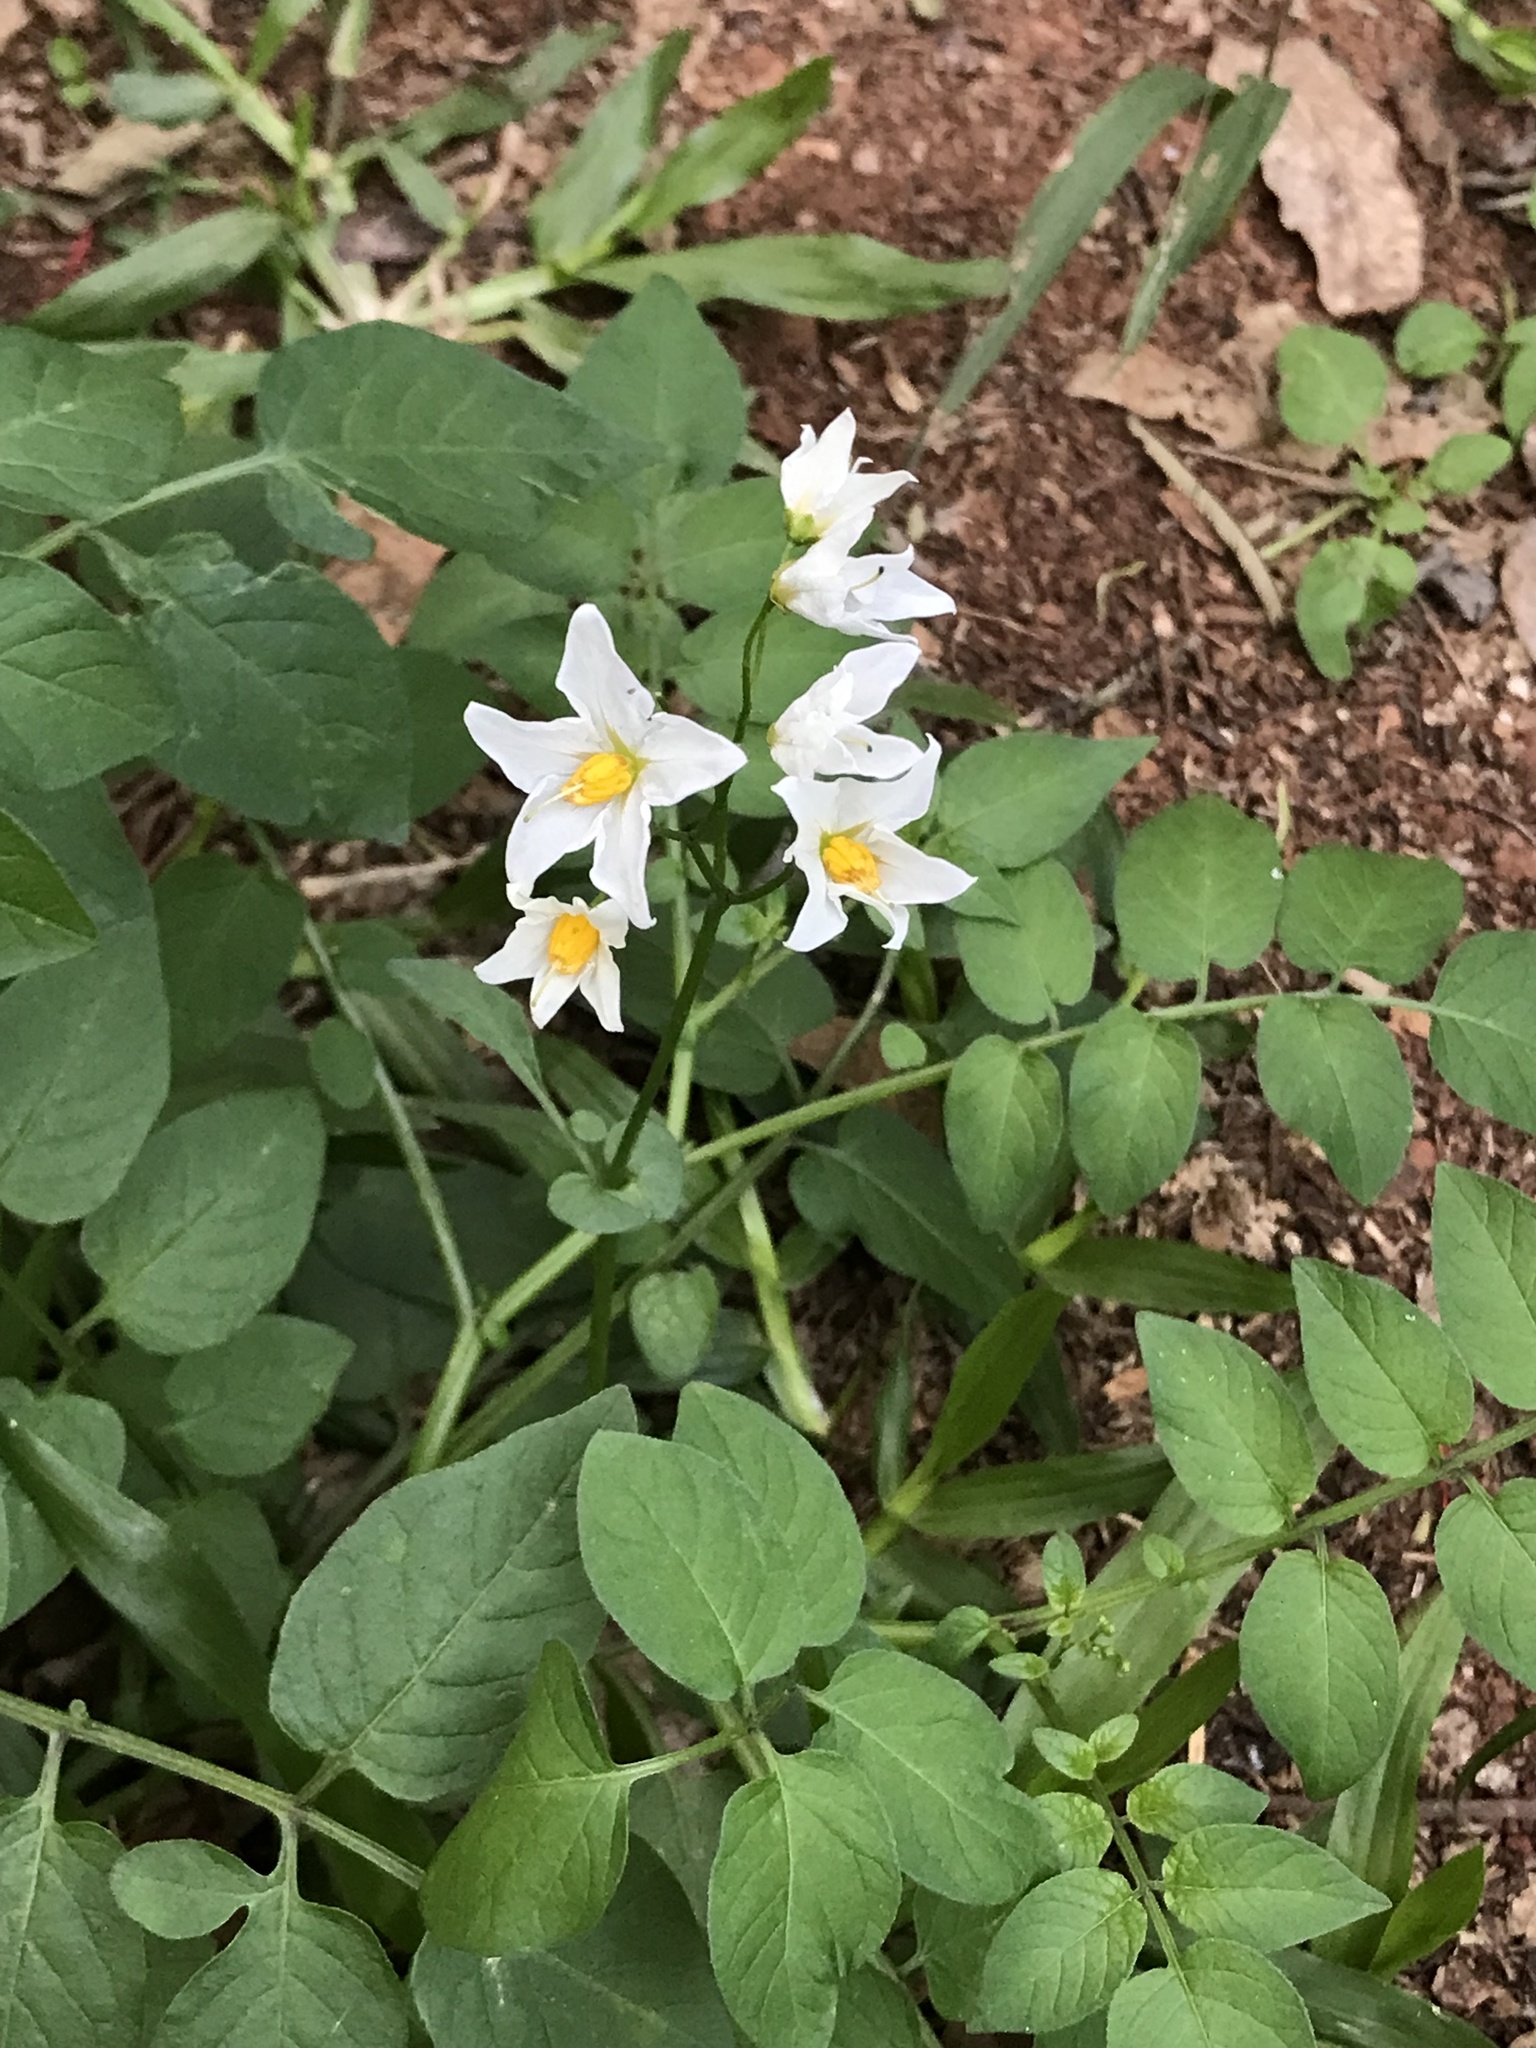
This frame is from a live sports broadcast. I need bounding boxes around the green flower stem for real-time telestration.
[478,1228,595,1344]
[1099,1787,1187,1981]
[0,1689,423,1889]
[996,1413,1536,1636]
[665,871,697,1139]
[22,451,286,564]
[705,1096,828,1436]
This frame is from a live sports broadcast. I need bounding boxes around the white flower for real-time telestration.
[771,520,954,641]
[767,640,925,781]
[474,894,627,1032]
[465,604,747,929]
[774,738,974,953]
[779,408,915,543]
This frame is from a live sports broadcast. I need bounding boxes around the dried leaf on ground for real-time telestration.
[1067,344,1262,450]
[326,501,445,645]
[1501,519,1536,663]
[1363,374,1497,468]
[1209,36,1424,317]
[0,0,27,58]
[1507,1877,1536,1943]
[51,118,206,196]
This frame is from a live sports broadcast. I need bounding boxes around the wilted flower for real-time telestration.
[474,894,627,1031]
[465,604,746,928]
[767,640,925,781]
[771,521,954,642]
[775,738,974,953]
[779,408,915,544]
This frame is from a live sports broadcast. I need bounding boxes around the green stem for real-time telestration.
[616,1729,739,1783]
[0,1253,78,1374]
[1259,498,1362,562]
[0,1690,422,1889]
[1101,1790,1186,1977]
[113,0,298,161]
[479,1229,595,1344]
[22,452,286,563]
[586,1239,620,1396]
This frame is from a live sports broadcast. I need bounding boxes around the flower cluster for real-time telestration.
[465,411,972,1028]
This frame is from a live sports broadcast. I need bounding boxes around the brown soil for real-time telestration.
[6,0,1536,2034]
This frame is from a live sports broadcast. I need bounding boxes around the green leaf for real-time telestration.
[624,58,833,236]
[1107,1940,1315,2048]
[1240,1551,1400,1799]
[388,955,545,1102]
[0,1798,146,2048]
[1138,1313,1318,1535]
[529,33,688,266]
[0,329,182,517]
[790,1109,1023,1320]
[707,1750,899,2048]
[1294,537,1415,682]
[128,547,411,842]
[410,1840,731,2048]
[1504,344,1536,439]
[110,1840,267,1939]
[387,24,619,153]
[1033,1236,1294,1316]
[674,1383,864,1652]
[421,1640,628,1953]
[28,210,280,342]
[831,1965,939,2048]
[945,1040,1064,1238]
[957,861,1094,1025]
[0,771,151,933]
[152,854,304,1069]
[1436,1479,1536,1690]
[270,1392,632,1802]
[939,64,1210,414]
[81,1088,326,1354]
[0,1386,123,1627]
[1114,795,1282,982]
[0,915,169,1224]
[974,1868,1145,2034]
[590,236,1007,319]
[911,1446,1171,1541]
[165,1314,353,1476]
[918,1289,1065,1483]
[258,324,647,555]
[307,1015,376,1109]
[1276,325,1389,444]
[1032,1727,1099,1781]
[914,1890,1007,2022]
[1277,845,1463,985]
[1068,1008,1201,1215]
[1126,1763,1267,1840]
[150,1886,409,2048]
[1163,1825,1389,1948]
[566,276,746,493]
[1278,1948,1488,2048]
[1371,1844,1484,1980]
[1420,431,1510,495]
[1122,77,1290,353]
[937,731,1153,869]
[1432,1164,1536,1408]
[1295,1260,1472,1478]
[577,1430,802,1698]
[401,649,481,817]
[0,557,175,788]
[263,464,375,558]
[629,1268,719,1385]
[656,479,782,611]
[0,805,96,975]
[812,1648,1051,1903]
[1255,997,1412,1204]
[1429,931,1536,1133]
[1035,1792,1114,1873]
[109,67,229,123]
[1394,303,1487,378]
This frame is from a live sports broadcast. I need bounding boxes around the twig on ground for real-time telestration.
[1125,418,1286,625]
[296,854,475,900]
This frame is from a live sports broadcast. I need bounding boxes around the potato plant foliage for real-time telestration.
[0,287,1534,2048]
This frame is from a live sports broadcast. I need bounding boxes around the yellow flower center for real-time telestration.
[561,751,636,806]
[548,911,600,976]
[822,833,881,892]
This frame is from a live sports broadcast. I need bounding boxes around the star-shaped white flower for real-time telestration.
[779,408,915,544]
[465,604,747,929]
[474,894,628,1032]
[771,520,954,642]
[774,738,974,953]
[767,639,925,781]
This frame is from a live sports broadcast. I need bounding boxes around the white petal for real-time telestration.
[588,901,630,949]
[582,948,624,1032]
[869,836,975,907]
[465,702,591,792]
[858,558,955,626]
[639,716,748,804]
[850,730,927,779]
[504,782,601,898]
[555,604,654,746]
[590,789,655,927]
[837,639,920,718]
[473,921,548,984]
[781,410,857,518]
[822,466,915,532]
[858,736,942,829]
[529,964,579,1028]
[871,896,912,951]
[772,774,841,834]
[786,872,850,953]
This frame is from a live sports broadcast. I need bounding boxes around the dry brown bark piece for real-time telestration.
[1209,36,1424,317]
